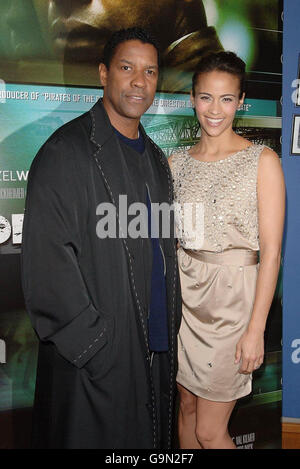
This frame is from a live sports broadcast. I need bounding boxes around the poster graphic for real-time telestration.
[0,0,282,449]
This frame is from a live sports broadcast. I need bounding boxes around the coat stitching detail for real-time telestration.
[72,330,105,364]
[90,109,157,448]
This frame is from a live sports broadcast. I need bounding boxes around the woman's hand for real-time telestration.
[235,328,264,374]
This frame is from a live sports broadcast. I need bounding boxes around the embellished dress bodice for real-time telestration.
[171,144,264,252]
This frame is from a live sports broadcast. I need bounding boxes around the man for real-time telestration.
[21,27,181,449]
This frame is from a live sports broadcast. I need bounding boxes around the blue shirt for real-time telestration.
[113,127,169,352]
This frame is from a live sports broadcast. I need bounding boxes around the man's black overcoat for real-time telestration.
[21,99,182,449]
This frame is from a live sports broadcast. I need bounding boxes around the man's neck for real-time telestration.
[102,98,140,139]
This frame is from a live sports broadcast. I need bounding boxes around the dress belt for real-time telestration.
[182,248,258,266]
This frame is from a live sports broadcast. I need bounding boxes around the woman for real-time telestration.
[169,51,285,449]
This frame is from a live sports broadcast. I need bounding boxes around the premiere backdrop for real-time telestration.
[0,0,282,449]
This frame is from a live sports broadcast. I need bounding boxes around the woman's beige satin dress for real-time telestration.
[171,144,264,402]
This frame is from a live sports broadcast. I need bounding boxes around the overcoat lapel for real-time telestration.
[89,100,143,254]
[139,128,178,350]
[140,127,177,262]
[89,100,150,334]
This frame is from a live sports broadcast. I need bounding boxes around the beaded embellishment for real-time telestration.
[171,145,264,251]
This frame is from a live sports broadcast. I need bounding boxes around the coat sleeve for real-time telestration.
[21,133,107,368]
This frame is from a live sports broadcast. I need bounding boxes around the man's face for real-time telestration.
[33,0,179,63]
[100,40,158,124]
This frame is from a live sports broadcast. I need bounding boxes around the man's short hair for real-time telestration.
[102,27,160,69]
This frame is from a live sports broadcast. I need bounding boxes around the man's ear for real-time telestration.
[99,63,108,87]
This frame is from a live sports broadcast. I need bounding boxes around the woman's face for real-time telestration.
[191,70,244,138]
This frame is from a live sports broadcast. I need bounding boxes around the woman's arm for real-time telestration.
[235,147,285,374]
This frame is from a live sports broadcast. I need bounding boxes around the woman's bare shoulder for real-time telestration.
[257,146,281,175]
[259,146,280,161]
[257,146,284,186]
